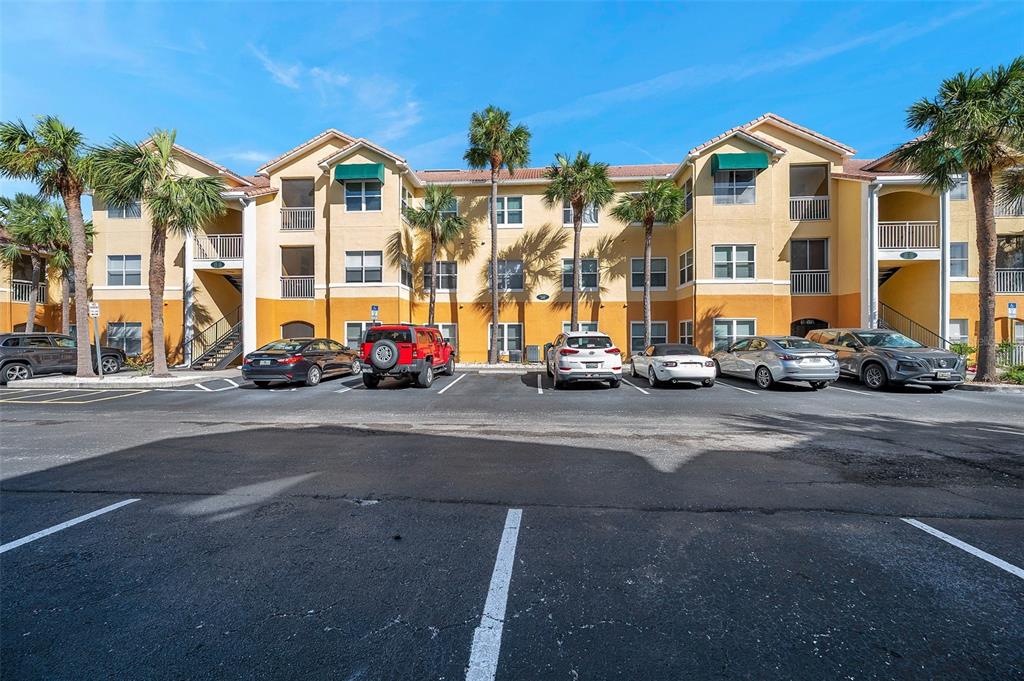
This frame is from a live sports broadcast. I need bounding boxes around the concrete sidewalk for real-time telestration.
[9,369,241,389]
[456,363,542,375]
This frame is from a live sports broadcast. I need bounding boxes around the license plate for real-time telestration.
[936,370,951,379]
[802,358,826,365]
[585,362,600,369]
[259,360,271,366]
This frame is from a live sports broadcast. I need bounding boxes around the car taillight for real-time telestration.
[280,355,303,365]
[605,347,621,355]
[662,361,678,367]
[559,348,579,355]
[243,357,253,365]
[412,347,419,358]
[779,354,799,361]
[704,360,715,367]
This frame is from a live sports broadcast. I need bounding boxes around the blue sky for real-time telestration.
[2,0,1022,208]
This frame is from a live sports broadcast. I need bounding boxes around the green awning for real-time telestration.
[333,163,385,183]
[710,152,769,173]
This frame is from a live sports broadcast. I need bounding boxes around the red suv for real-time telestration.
[360,324,455,388]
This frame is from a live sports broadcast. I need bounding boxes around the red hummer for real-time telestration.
[360,324,455,388]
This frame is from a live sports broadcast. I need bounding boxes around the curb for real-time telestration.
[955,382,1024,394]
[8,372,240,389]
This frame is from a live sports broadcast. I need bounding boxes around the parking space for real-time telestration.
[0,388,149,404]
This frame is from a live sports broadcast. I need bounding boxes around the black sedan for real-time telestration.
[241,338,361,387]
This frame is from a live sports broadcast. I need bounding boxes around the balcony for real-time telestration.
[11,279,46,303]
[281,275,314,299]
[281,207,314,231]
[195,234,243,260]
[996,268,1024,293]
[878,221,939,250]
[789,196,829,221]
[791,270,830,295]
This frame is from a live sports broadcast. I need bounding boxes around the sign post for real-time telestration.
[88,302,102,379]
[370,304,379,324]
[1010,302,1017,320]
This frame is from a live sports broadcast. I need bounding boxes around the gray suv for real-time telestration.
[806,328,964,392]
[0,333,126,384]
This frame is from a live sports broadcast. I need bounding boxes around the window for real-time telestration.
[106,255,142,286]
[679,320,693,345]
[948,319,969,342]
[423,261,458,290]
[491,196,523,225]
[432,323,458,351]
[281,179,314,208]
[440,197,458,219]
[679,250,694,285]
[345,181,382,212]
[399,257,413,288]
[108,201,141,219]
[492,260,524,291]
[950,242,969,277]
[281,321,314,339]
[630,257,667,289]
[683,179,693,214]
[713,169,755,205]
[345,321,375,348]
[345,251,382,283]
[107,322,142,356]
[713,245,755,279]
[562,200,599,226]
[789,164,828,198]
[562,258,598,290]
[713,318,756,351]
[489,323,523,354]
[951,176,968,201]
[997,236,1024,269]
[1015,320,1024,344]
[281,246,314,276]
[630,321,668,353]
[562,321,599,333]
[401,185,412,214]
[791,239,828,271]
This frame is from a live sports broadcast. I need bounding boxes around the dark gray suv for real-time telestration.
[806,328,964,392]
[0,333,126,384]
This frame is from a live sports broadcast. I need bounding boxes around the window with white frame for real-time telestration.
[630,321,668,353]
[679,250,694,284]
[713,318,756,351]
[948,319,969,342]
[562,200,599,226]
[423,261,457,290]
[562,258,598,290]
[713,245,755,279]
[489,323,523,354]
[950,242,968,277]
[679,320,693,345]
[630,257,668,289]
[492,259,524,291]
[106,322,142,355]
[345,181,382,212]
[440,197,458,219]
[791,239,828,271]
[432,323,458,350]
[401,185,412,215]
[345,321,375,349]
[106,255,142,286]
[683,178,693,214]
[562,321,599,333]
[1015,320,1024,344]
[951,176,968,201]
[399,256,413,288]
[713,169,756,205]
[345,251,383,283]
[491,196,523,225]
[108,201,142,219]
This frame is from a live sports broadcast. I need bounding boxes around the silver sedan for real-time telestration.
[711,336,840,390]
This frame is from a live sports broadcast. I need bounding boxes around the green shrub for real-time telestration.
[950,342,976,359]
[124,354,153,376]
[1004,365,1024,385]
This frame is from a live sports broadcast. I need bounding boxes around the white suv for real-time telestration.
[544,331,622,389]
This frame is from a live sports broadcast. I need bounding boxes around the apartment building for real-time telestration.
[2,113,1023,364]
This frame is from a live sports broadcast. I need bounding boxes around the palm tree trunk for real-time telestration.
[61,273,70,336]
[429,237,437,326]
[149,225,171,377]
[489,167,500,363]
[572,214,583,332]
[972,170,998,382]
[62,191,95,377]
[643,221,653,347]
[25,254,41,333]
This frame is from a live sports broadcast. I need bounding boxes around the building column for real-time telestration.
[241,198,258,355]
[939,188,951,346]
[866,183,881,327]
[183,232,195,365]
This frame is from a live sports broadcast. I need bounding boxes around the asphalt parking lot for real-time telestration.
[2,371,1022,679]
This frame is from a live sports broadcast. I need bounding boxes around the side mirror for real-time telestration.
[847,342,863,351]
[543,343,552,353]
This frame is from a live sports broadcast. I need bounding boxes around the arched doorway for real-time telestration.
[281,321,314,339]
[791,318,828,338]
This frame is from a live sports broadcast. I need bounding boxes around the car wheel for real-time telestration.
[444,356,455,376]
[755,366,774,390]
[608,378,620,388]
[255,381,271,388]
[2,363,32,384]
[350,359,362,376]
[416,364,433,388]
[362,373,380,389]
[810,381,829,390]
[100,355,121,374]
[701,378,715,388]
[862,363,888,391]
[648,367,661,388]
[714,360,722,378]
[305,365,322,387]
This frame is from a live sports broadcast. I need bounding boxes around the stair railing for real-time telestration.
[185,306,242,367]
[878,302,952,349]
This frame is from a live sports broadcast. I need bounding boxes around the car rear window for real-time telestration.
[774,338,821,350]
[566,335,612,349]
[653,344,700,356]
[365,328,413,344]
[259,340,307,352]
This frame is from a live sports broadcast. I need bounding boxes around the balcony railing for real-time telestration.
[195,234,243,260]
[878,221,939,250]
[12,279,46,303]
[791,270,830,295]
[281,207,315,231]
[995,197,1024,217]
[996,268,1024,293]
[281,275,314,299]
[789,196,830,221]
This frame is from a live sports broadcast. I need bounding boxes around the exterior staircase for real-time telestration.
[186,306,243,370]
[878,302,950,349]
[878,266,901,287]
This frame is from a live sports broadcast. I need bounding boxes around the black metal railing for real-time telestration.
[878,302,951,349]
[185,306,241,366]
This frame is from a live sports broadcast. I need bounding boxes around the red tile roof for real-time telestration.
[256,129,356,174]
[416,164,675,184]
[687,112,854,157]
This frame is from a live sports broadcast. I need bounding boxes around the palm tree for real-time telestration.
[612,179,687,349]
[542,153,615,331]
[44,204,93,336]
[92,129,225,377]
[404,184,469,325]
[464,106,530,363]
[893,57,1024,383]
[0,193,51,332]
[0,116,95,376]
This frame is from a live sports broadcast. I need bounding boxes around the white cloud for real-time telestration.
[249,45,301,89]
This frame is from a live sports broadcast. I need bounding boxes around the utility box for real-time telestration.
[509,349,523,363]
[525,345,541,363]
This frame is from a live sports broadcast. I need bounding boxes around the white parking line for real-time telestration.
[901,518,1024,580]
[466,508,522,681]
[1,389,69,401]
[0,498,140,554]
[831,385,872,396]
[536,374,543,395]
[335,387,352,394]
[717,381,759,395]
[976,426,1024,436]
[621,379,649,395]
[437,373,467,395]
[195,383,213,391]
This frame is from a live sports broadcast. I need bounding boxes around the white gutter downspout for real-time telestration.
[867,183,881,327]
